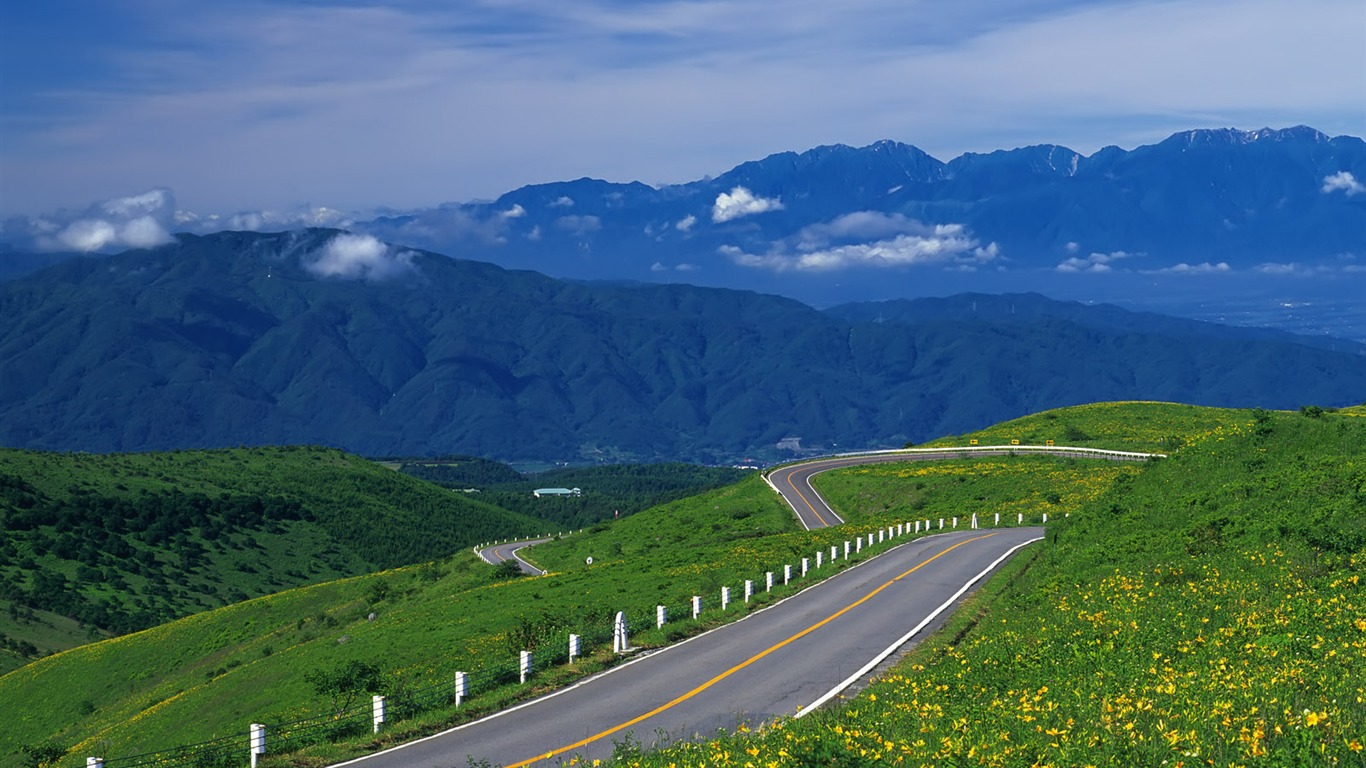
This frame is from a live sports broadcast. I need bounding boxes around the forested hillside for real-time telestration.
[0,446,546,668]
[3,230,1364,463]
[400,459,750,528]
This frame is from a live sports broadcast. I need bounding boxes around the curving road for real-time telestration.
[334,448,1144,766]
[477,538,552,575]
[767,445,1162,530]
[336,527,1042,767]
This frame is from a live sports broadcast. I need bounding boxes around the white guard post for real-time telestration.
[613,611,629,653]
[372,695,385,733]
[249,723,266,768]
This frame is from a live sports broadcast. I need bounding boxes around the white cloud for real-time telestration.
[650,260,700,273]
[1148,261,1232,275]
[305,233,415,280]
[17,188,178,252]
[176,205,355,233]
[1251,261,1341,276]
[723,218,998,273]
[555,215,601,235]
[1322,171,1365,196]
[1065,241,1080,253]
[676,214,697,232]
[550,196,575,208]
[500,204,527,218]
[1056,250,1132,273]
[712,187,784,223]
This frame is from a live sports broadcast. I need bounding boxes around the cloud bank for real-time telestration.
[5,189,177,252]
[1056,250,1133,273]
[304,233,415,280]
[723,212,998,272]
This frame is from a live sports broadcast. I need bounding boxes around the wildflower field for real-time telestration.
[623,406,1365,766]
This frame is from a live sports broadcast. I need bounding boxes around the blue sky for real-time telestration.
[2,0,1363,223]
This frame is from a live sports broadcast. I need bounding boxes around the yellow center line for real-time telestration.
[506,531,1000,767]
[782,467,830,528]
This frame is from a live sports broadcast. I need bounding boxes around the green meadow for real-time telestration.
[0,446,548,669]
[4,402,1362,767]
[625,405,1365,766]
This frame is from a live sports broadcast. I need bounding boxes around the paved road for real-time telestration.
[477,538,552,575]
[336,527,1042,768]
[767,445,1161,529]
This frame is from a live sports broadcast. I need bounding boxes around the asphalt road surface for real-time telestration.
[336,527,1042,768]
[477,539,552,575]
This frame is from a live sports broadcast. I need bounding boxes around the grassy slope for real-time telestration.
[628,406,1365,765]
[0,446,546,670]
[8,403,1360,765]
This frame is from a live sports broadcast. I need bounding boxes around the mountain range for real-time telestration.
[351,126,1365,335]
[1,229,1362,463]
[4,126,1363,341]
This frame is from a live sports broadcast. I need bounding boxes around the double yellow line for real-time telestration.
[507,532,999,767]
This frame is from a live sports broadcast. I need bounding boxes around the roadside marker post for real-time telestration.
[372,695,386,732]
[784,564,792,585]
[249,723,266,768]
[656,605,667,628]
[568,635,580,664]
[744,580,753,602]
[691,595,701,619]
[454,671,468,706]
[721,586,731,611]
[613,612,629,653]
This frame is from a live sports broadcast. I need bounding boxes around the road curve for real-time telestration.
[767,445,1161,529]
[477,538,552,575]
[335,527,1042,767]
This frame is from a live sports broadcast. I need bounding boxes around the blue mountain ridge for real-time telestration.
[352,126,1364,330]
[1,229,1363,463]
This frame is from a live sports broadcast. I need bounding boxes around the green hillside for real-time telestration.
[0,446,546,670]
[630,405,1366,765]
[3,403,1361,767]
[401,459,751,528]
[4,230,1365,464]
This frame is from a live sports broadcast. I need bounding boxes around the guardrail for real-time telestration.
[83,513,1046,768]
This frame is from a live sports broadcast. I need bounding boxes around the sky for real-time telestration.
[2,0,1363,225]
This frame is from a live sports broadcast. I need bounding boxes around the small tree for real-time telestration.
[305,659,384,715]
[491,559,524,580]
[20,742,66,768]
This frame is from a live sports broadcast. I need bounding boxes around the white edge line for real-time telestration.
[327,530,987,767]
[795,534,1045,718]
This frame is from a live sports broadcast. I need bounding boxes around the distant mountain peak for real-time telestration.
[1163,125,1329,148]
